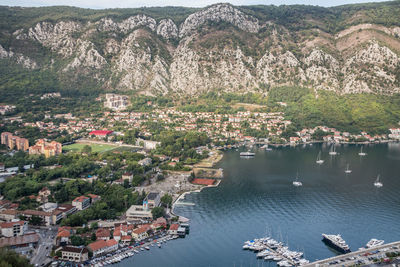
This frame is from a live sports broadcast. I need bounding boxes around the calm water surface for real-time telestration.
[122,143,400,267]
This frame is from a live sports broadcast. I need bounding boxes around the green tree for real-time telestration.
[81,145,92,154]
[0,248,33,267]
[151,207,165,219]
[160,194,172,208]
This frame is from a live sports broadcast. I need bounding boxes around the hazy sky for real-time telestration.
[0,0,389,9]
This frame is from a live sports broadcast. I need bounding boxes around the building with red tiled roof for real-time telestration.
[60,246,89,263]
[96,228,110,241]
[132,225,150,241]
[168,223,179,235]
[87,239,118,257]
[87,194,101,203]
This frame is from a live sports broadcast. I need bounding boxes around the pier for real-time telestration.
[303,241,400,267]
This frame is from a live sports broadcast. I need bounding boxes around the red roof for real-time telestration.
[96,228,110,238]
[89,130,113,136]
[88,240,107,251]
[169,224,179,231]
[192,178,216,186]
[106,239,117,246]
[0,220,25,228]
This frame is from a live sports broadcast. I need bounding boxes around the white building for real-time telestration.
[0,220,28,237]
[136,138,160,150]
[104,94,129,111]
[72,196,90,211]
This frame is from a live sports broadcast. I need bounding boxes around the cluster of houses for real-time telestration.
[290,126,398,144]
[0,132,62,158]
[54,214,184,263]
[0,105,16,115]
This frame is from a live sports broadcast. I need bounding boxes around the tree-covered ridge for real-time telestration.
[1,1,400,33]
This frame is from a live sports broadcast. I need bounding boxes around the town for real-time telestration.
[0,94,400,266]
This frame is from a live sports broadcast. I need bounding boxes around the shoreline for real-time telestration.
[268,139,398,147]
[171,179,222,220]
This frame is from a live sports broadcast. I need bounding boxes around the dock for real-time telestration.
[304,240,400,267]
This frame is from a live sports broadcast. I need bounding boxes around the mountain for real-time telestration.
[0,2,400,97]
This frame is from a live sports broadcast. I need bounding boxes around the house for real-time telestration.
[87,239,118,257]
[96,228,110,241]
[37,187,51,203]
[0,220,28,237]
[121,172,133,184]
[151,217,167,230]
[56,226,72,246]
[87,194,101,203]
[120,235,132,244]
[168,224,179,235]
[0,209,19,222]
[138,158,152,167]
[72,196,90,210]
[60,246,89,263]
[135,138,160,150]
[131,225,150,241]
[39,202,58,213]
[143,192,160,209]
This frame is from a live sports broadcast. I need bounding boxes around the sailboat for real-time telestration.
[329,145,337,155]
[374,175,383,188]
[345,164,352,174]
[316,151,324,164]
[293,172,303,187]
[358,146,367,156]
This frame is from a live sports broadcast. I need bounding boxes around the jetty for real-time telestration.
[303,240,400,267]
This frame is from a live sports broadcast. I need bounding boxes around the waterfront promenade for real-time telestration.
[304,241,400,266]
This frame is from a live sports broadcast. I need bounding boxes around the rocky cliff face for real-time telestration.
[2,3,400,95]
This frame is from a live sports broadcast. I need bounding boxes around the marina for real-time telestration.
[119,143,400,267]
[243,237,309,266]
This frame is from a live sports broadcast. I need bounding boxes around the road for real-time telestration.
[31,226,57,267]
[304,240,400,267]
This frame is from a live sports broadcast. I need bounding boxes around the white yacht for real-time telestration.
[365,238,384,248]
[292,172,302,187]
[316,151,324,164]
[374,175,383,188]
[329,145,337,156]
[345,164,352,174]
[358,146,367,156]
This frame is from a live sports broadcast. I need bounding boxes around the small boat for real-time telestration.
[292,172,302,187]
[365,238,384,248]
[374,175,383,188]
[264,255,274,260]
[329,145,337,156]
[359,146,367,156]
[316,151,324,164]
[344,164,352,174]
[240,151,255,157]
